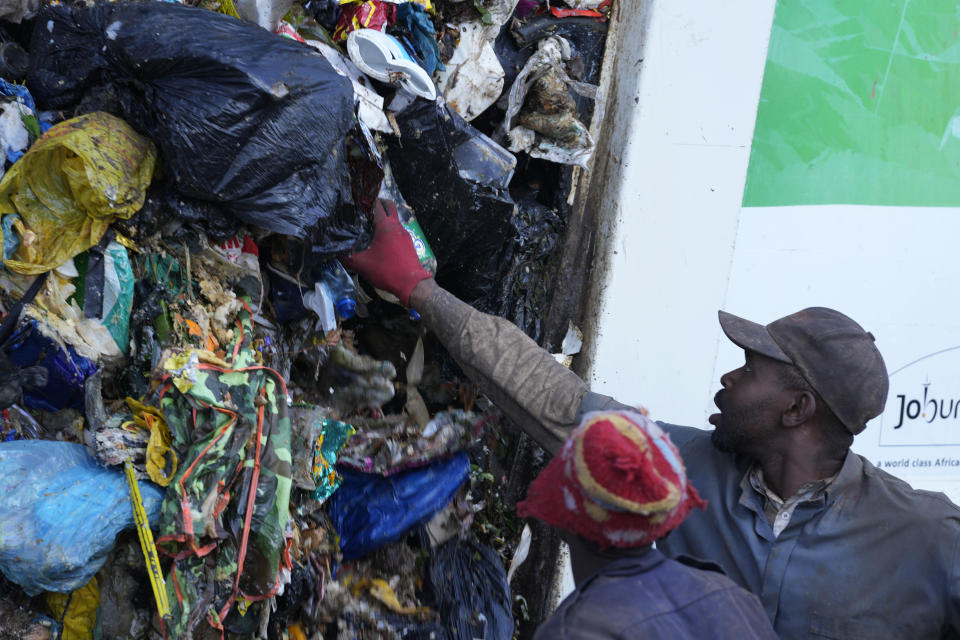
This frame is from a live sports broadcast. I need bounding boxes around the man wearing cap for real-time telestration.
[346,207,960,638]
[518,409,776,638]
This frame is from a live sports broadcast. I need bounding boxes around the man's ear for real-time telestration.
[782,390,816,428]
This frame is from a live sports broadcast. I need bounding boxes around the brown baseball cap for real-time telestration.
[718,307,888,435]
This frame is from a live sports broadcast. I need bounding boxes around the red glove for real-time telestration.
[343,199,433,307]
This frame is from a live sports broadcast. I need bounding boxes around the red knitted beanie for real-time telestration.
[517,410,706,549]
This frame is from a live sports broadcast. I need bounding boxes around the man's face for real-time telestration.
[709,351,791,455]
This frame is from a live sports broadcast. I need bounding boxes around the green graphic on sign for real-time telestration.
[743,0,960,207]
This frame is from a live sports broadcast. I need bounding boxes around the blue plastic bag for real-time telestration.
[330,453,469,560]
[393,3,445,75]
[0,440,164,595]
[5,319,98,412]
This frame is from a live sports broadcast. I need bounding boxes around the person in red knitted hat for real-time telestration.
[518,410,775,639]
[518,410,705,549]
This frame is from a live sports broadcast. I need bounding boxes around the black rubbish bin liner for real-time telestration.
[28,1,370,256]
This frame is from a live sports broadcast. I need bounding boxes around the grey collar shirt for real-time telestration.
[748,466,835,538]
[655,423,960,639]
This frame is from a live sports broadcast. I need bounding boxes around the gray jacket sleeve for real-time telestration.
[421,287,599,455]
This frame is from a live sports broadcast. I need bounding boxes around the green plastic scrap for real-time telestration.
[473,0,493,25]
[71,241,136,353]
[18,110,40,142]
[312,418,355,503]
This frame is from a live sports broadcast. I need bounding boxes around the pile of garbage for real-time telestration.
[0,0,609,637]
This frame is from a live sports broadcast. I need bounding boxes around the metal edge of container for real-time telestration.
[547,0,657,383]
[541,0,659,613]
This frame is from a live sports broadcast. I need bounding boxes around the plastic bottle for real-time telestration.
[304,261,356,333]
[381,158,437,274]
[318,260,357,320]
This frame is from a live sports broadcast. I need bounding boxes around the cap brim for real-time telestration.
[718,310,791,364]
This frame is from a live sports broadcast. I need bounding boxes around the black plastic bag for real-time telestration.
[426,537,514,640]
[115,182,240,247]
[28,2,370,255]
[385,99,517,307]
[303,0,341,34]
[493,192,565,343]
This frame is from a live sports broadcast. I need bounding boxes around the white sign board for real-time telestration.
[719,206,960,504]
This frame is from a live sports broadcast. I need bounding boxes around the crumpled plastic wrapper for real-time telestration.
[339,409,492,475]
[312,417,356,502]
[436,0,519,121]
[500,36,598,167]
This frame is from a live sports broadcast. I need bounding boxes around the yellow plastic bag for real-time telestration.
[45,577,100,640]
[217,0,241,18]
[346,576,431,617]
[126,397,178,487]
[0,111,156,275]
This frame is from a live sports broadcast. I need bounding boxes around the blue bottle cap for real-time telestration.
[336,298,357,320]
[409,309,421,323]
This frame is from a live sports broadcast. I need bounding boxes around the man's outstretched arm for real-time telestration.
[346,201,628,454]
[411,278,595,454]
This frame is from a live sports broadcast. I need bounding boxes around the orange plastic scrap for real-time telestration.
[287,623,307,640]
[177,314,223,353]
[185,318,203,337]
